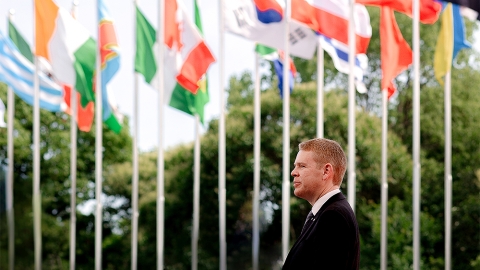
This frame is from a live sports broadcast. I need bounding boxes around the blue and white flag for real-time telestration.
[320,35,368,93]
[0,31,63,112]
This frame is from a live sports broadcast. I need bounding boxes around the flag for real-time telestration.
[357,0,441,98]
[98,0,123,133]
[164,0,215,95]
[356,0,442,24]
[380,7,412,98]
[442,0,480,20]
[0,31,64,112]
[63,84,94,131]
[255,44,296,98]
[135,0,215,122]
[320,35,368,93]
[8,20,33,63]
[67,3,94,133]
[35,0,96,108]
[31,1,95,132]
[0,98,6,128]
[434,2,471,85]
[134,6,156,86]
[224,0,318,59]
[166,0,211,123]
[291,0,372,54]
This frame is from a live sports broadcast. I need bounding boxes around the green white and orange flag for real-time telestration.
[35,0,96,109]
[135,0,215,123]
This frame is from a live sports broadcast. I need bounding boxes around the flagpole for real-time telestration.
[7,86,14,270]
[316,38,324,139]
[347,0,357,211]
[412,0,421,269]
[132,72,140,270]
[7,11,15,270]
[132,2,140,270]
[157,0,166,268]
[380,89,388,270]
[252,52,261,270]
[94,0,104,268]
[218,1,227,269]
[444,71,452,270]
[281,0,291,262]
[33,4,43,269]
[69,2,79,270]
[192,114,201,270]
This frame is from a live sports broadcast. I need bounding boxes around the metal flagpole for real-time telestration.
[157,0,166,268]
[6,87,15,270]
[192,115,201,270]
[132,2,140,270]
[281,0,291,262]
[412,0,421,269]
[7,88,15,270]
[95,0,104,267]
[132,75,140,270]
[132,73,140,270]
[380,89,388,270]
[33,4,43,269]
[7,11,15,270]
[316,38,324,139]
[347,0,357,211]
[252,52,261,270]
[69,2,79,270]
[218,1,227,269]
[444,71,452,270]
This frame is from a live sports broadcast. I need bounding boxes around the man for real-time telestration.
[283,138,360,269]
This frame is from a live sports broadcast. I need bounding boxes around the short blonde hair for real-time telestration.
[298,138,347,185]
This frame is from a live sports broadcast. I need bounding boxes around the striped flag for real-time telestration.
[0,30,63,112]
[135,0,215,122]
[291,0,372,54]
[436,0,479,20]
[11,8,94,132]
[434,2,471,85]
[98,0,123,133]
[320,35,369,93]
[35,0,96,108]
[166,0,210,123]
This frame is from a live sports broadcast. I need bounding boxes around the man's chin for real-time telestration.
[293,189,303,198]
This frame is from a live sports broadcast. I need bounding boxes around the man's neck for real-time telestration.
[310,185,340,205]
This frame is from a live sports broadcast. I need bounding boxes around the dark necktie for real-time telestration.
[300,211,315,234]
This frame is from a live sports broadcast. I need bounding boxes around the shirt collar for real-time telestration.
[311,189,340,216]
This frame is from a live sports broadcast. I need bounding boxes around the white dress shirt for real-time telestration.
[311,189,340,216]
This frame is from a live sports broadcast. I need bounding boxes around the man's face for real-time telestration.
[291,150,324,204]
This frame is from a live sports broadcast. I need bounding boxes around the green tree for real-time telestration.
[0,83,132,269]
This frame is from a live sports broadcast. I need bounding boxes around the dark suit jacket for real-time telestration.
[283,192,360,270]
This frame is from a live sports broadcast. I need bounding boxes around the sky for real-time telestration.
[0,0,259,152]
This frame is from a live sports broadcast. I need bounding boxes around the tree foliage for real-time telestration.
[0,84,132,269]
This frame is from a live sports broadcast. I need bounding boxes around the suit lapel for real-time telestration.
[292,192,347,247]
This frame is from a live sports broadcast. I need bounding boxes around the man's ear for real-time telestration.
[323,163,333,180]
